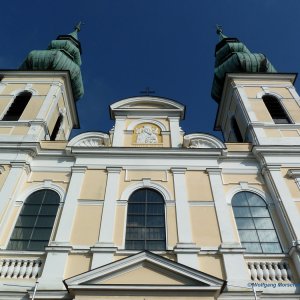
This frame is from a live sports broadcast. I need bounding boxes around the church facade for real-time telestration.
[0,26,299,300]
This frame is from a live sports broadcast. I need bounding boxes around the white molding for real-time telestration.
[127,118,167,131]
[189,201,215,207]
[65,251,224,288]
[110,96,185,119]
[68,132,110,147]
[120,180,172,201]
[10,87,38,96]
[183,133,225,149]
[77,199,104,206]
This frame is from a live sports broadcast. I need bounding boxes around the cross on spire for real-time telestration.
[216,24,227,41]
[74,21,84,33]
[140,87,155,96]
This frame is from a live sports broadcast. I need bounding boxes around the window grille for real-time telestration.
[125,188,166,251]
[232,191,282,253]
[8,189,60,251]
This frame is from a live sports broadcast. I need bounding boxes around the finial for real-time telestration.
[216,24,227,41]
[74,21,84,33]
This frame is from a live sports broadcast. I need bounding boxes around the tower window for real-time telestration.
[2,91,32,121]
[231,117,243,142]
[232,191,282,253]
[262,95,291,124]
[50,114,63,141]
[7,189,60,251]
[125,188,166,251]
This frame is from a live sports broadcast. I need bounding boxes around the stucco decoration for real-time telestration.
[183,133,225,149]
[136,124,159,144]
[68,132,110,147]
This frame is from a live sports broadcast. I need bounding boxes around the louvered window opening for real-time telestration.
[232,191,282,254]
[2,91,32,121]
[8,189,60,251]
[125,188,166,251]
[262,95,291,124]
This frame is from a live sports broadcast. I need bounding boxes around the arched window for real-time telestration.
[125,188,166,251]
[262,95,291,124]
[232,191,282,253]
[8,189,60,251]
[2,91,32,121]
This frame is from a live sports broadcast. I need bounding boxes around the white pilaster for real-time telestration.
[171,168,198,269]
[206,168,237,244]
[169,117,181,148]
[0,162,30,225]
[207,168,250,286]
[38,246,71,289]
[0,83,7,94]
[54,166,86,243]
[263,166,300,242]
[36,83,62,120]
[112,117,126,146]
[262,165,300,278]
[92,167,121,268]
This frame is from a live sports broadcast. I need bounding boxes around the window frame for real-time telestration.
[262,94,293,125]
[2,91,32,121]
[232,191,283,254]
[124,188,167,251]
[7,188,62,252]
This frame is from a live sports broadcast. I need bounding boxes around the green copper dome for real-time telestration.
[211,28,276,102]
[19,24,84,101]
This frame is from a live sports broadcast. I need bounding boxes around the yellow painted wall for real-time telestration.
[40,141,68,149]
[2,84,26,94]
[19,96,43,120]
[31,83,50,95]
[167,205,178,248]
[114,205,126,247]
[225,143,252,152]
[0,206,20,245]
[80,170,107,200]
[118,171,175,200]
[282,99,300,123]
[269,87,293,98]
[190,207,221,246]
[198,255,225,279]
[248,99,273,122]
[0,165,10,190]
[11,127,29,135]
[70,204,103,245]
[244,86,262,98]
[28,171,70,183]
[64,254,91,278]
[0,97,11,117]
[186,171,213,201]
[222,173,263,185]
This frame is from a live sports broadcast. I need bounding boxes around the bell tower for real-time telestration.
[211,28,300,146]
[0,24,84,142]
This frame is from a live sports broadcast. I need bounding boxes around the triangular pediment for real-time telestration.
[64,251,224,293]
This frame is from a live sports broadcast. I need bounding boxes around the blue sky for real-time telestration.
[1,0,299,140]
